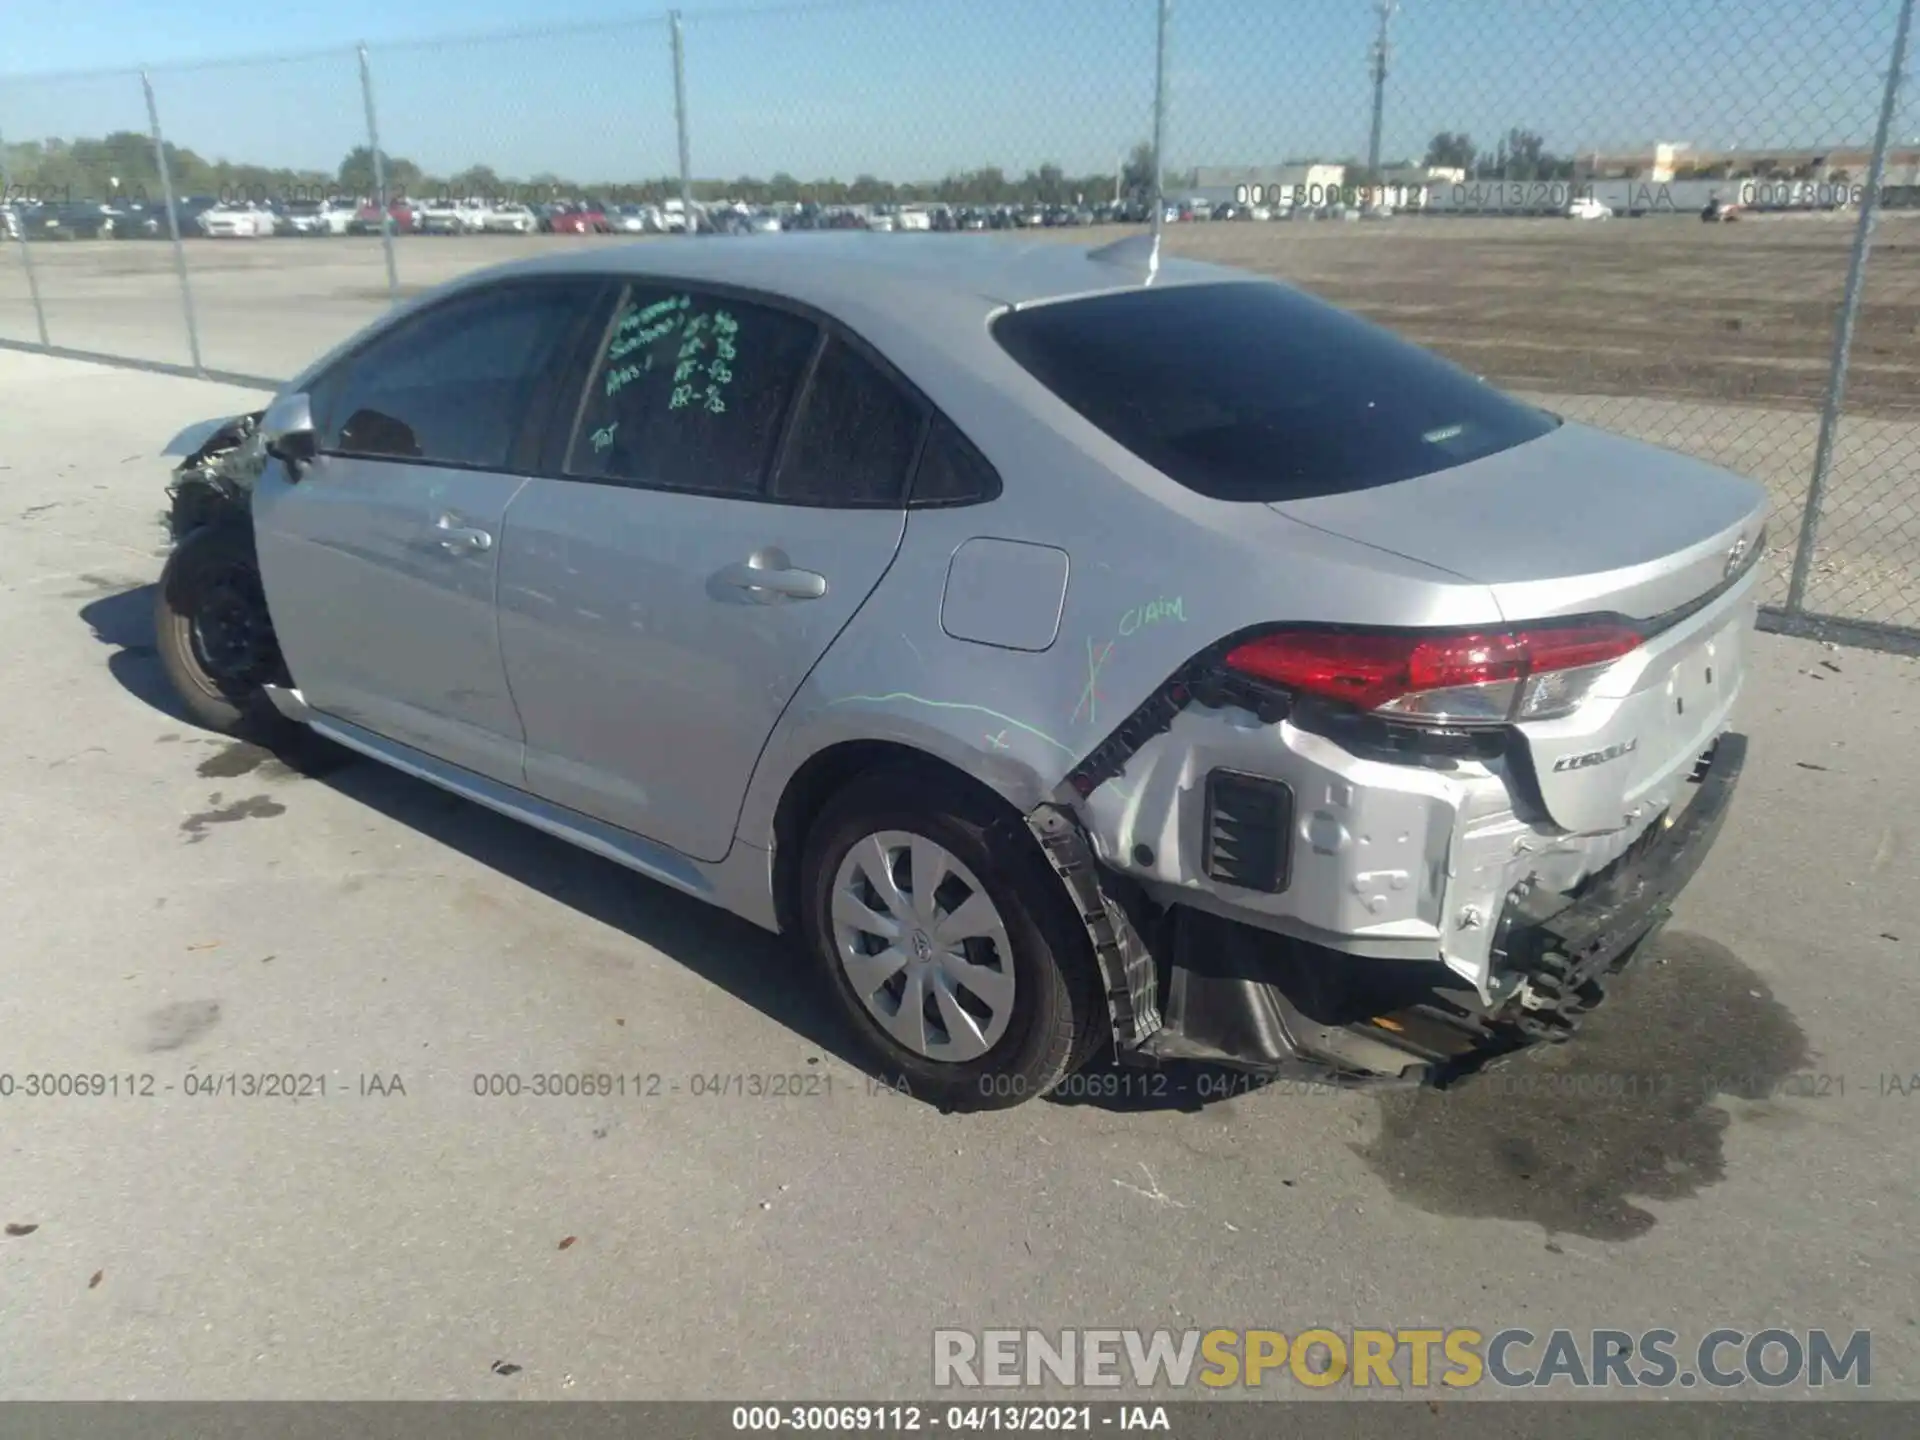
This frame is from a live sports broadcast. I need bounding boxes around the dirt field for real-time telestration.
[5,214,1918,412]
[0,216,1915,627]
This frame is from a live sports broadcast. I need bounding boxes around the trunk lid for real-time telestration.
[1266,421,1768,621]
[1270,422,1770,834]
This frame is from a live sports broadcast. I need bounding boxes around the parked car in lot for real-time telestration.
[350,199,417,235]
[150,232,1764,1110]
[896,205,933,232]
[1566,195,1614,220]
[199,202,276,238]
[547,201,611,234]
[416,198,487,235]
[608,204,658,234]
[278,197,357,236]
[481,201,537,234]
[28,200,131,239]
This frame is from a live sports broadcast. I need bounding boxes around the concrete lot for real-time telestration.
[2,350,1918,1402]
[2,218,1915,627]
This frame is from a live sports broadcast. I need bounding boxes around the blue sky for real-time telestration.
[1,0,1910,182]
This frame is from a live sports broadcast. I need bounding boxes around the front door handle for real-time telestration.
[715,548,826,601]
[431,513,493,556]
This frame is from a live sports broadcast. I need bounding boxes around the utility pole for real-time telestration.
[1366,0,1397,181]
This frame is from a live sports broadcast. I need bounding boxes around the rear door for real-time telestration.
[497,283,919,862]
[253,277,609,783]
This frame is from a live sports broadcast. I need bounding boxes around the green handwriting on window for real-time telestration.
[668,309,740,414]
[603,295,692,385]
[604,359,652,396]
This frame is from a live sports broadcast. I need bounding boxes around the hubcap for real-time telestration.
[830,829,1015,1063]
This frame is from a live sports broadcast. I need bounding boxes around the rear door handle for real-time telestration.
[715,549,826,601]
[431,513,493,556]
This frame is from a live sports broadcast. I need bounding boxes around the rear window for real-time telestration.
[992,281,1559,502]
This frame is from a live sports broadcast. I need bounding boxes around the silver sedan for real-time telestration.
[152,234,1766,1108]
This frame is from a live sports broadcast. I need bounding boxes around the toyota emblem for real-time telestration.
[1724,535,1750,578]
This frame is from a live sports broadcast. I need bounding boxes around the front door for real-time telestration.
[254,457,528,781]
[252,276,609,782]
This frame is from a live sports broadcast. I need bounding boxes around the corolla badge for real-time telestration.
[1553,738,1639,772]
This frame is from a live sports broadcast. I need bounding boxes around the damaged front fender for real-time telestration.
[163,409,265,543]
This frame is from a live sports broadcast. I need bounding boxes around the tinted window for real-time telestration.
[770,337,924,505]
[910,414,1001,506]
[992,282,1559,502]
[316,281,598,469]
[568,287,819,496]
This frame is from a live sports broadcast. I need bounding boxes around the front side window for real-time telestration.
[992,281,1560,503]
[567,286,820,497]
[314,280,601,470]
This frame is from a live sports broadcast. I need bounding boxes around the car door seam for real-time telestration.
[721,509,913,856]
[492,475,537,787]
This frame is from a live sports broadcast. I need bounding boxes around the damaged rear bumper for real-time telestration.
[1045,731,1748,1087]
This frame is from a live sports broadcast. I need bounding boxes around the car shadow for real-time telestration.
[80,583,1274,1115]
[80,581,198,725]
[80,583,874,1077]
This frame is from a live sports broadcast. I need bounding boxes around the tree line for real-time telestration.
[2,134,1174,207]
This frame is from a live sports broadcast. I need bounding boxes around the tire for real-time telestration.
[154,521,287,738]
[799,767,1105,1111]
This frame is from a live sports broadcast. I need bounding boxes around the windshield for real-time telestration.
[992,281,1559,503]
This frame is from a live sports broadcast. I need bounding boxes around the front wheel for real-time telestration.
[800,770,1105,1110]
[154,522,287,737]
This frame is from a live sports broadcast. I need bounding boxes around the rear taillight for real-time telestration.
[1222,624,1642,724]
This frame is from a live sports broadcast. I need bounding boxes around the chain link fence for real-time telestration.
[1,0,1915,650]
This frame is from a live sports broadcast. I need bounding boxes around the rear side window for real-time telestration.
[567,286,819,497]
[314,281,598,470]
[910,414,1001,506]
[770,337,925,506]
[992,282,1559,502]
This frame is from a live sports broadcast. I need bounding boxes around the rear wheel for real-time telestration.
[154,522,286,738]
[799,769,1104,1110]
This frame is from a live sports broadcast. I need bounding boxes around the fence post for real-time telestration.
[358,44,401,305]
[0,124,51,347]
[1786,0,1915,612]
[1150,0,1170,247]
[141,70,204,375]
[671,11,695,228]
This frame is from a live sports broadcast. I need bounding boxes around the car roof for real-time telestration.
[467,232,1246,313]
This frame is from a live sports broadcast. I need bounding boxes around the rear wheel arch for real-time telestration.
[770,740,1043,940]
[783,746,1108,1106]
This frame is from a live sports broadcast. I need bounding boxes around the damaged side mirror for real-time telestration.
[261,391,318,477]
